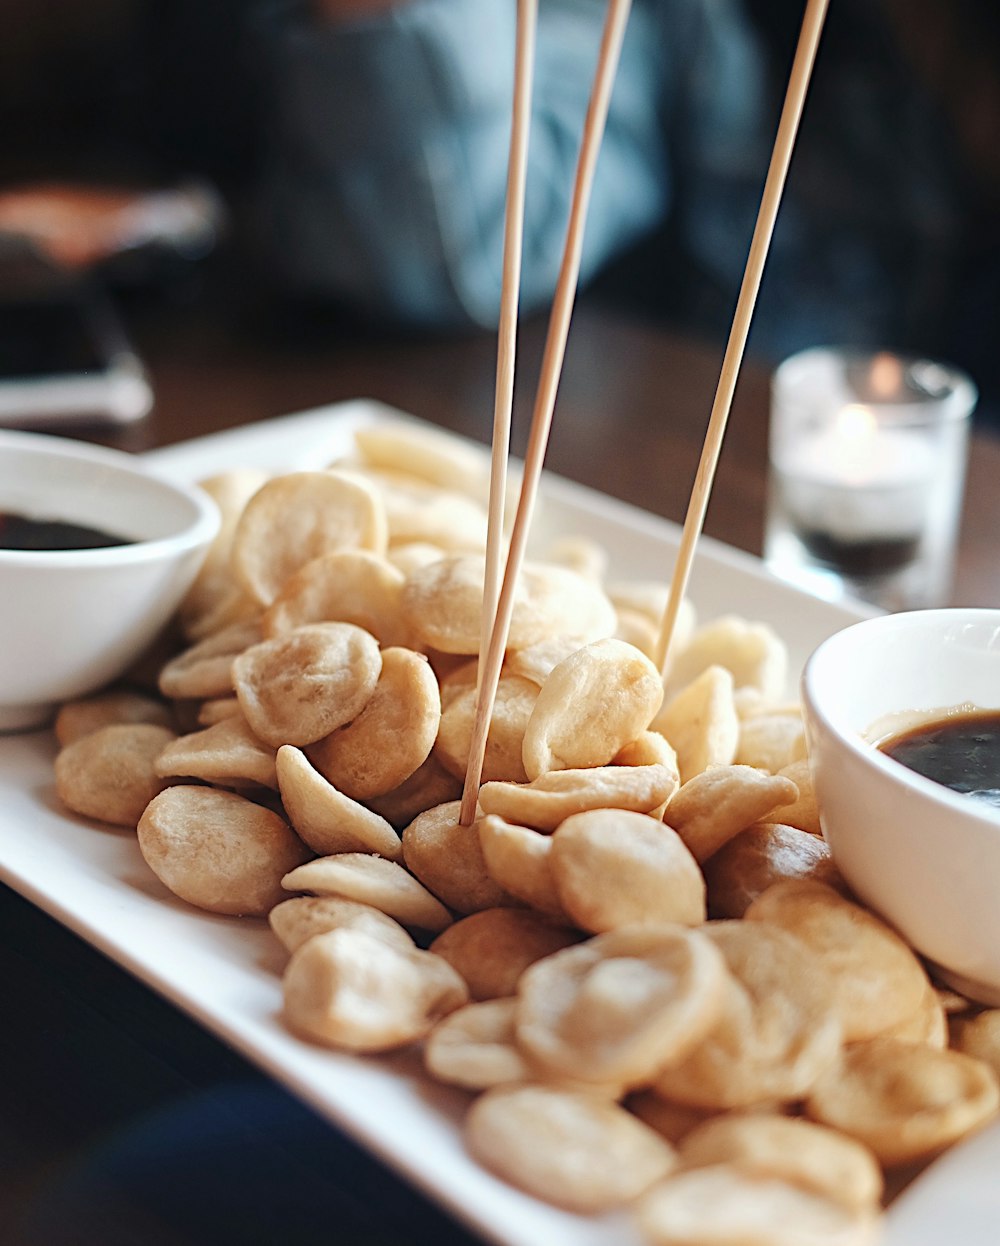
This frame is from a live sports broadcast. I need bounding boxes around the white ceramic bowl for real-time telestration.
[802,608,1000,1003]
[0,429,219,732]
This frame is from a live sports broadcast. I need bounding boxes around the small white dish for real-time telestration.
[0,429,219,731]
[802,608,1000,1004]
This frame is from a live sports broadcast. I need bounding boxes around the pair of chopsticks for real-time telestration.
[460,0,830,826]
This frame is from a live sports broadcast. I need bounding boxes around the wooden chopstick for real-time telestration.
[463,0,538,827]
[460,0,634,825]
[653,0,831,674]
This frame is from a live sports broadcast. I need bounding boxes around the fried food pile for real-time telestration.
[52,421,1000,1246]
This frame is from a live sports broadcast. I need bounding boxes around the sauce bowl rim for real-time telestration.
[0,428,219,567]
[801,607,1000,830]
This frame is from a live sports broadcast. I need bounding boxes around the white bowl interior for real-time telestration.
[0,437,206,545]
[806,610,1000,738]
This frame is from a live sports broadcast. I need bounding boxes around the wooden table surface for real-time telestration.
[2,282,999,1246]
[101,286,1000,607]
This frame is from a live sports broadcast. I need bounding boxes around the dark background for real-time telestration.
[0,0,998,410]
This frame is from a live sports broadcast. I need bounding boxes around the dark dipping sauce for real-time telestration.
[0,510,134,551]
[794,527,919,577]
[880,711,1000,811]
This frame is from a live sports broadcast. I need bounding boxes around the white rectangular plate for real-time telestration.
[1,400,996,1246]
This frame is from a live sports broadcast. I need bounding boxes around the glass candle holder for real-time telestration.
[764,348,975,611]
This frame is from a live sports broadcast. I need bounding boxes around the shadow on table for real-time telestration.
[0,885,479,1246]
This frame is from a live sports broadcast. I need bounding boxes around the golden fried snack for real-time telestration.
[653,922,842,1110]
[400,554,616,655]
[197,467,270,521]
[937,986,976,1016]
[385,541,446,576]
[275,745,403,860]
[663,614,788,702]
[424,997,533,1091]
[308,647,440,799]
[615,730,680,819]
[193,464,268,520]
[282,927,467,1052]
[366,471,489,552]
[614,607,659,661]
[196,696,242,726]
[158,619,262,701]
[155,715,278,789]
[736,711,808,773]
[806,1037,1000,1166]
[745,880,930,1043]
[54,687,174,746]
[731,686,771,718]
[635,1165,879,1246]
[178,467,269,639]
[281,853,452,933]
[476,815,566,917]
[520,638,664,780]
[261,549,409,648]
[626,1092,717,1146]
[770,758,822,835]
[605,579,668,618]
[951,1009,1000,1078]
[433,674,537,784]
[677,1114,884,1212]
[478,763,679,833]
[183,586,262,645]
[352,420,490,497]
[466,1084,676,1214]
[268,895,414,955]
[504,635,592,687]
[119,622,186,693]
[606,582,696,651]
[880,975,948,1048]
[365,754,463,830]
[631,1096,795,1143]
[55,722,176,828]
[430,908,581,1001]
[425,646,480,683]
[664,765,800,864]
[542,535,609,581]
[138,785,310,916]
[550,809,705,933]
[233,622,382,748]
[653,665,739,784]
[401,800,514,914]
[436,656,479,707]
[516,925,729,1087]
[614,729,679,770]
[702,822,842,920]
[232,469,388,606]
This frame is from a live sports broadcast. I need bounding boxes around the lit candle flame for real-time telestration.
[832,404,878,483]
[870,352,903,399]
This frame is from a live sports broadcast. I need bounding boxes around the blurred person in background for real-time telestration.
[0,0,997,412]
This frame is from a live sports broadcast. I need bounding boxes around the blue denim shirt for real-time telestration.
[256,2,763,313]
[254,0,966,365]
